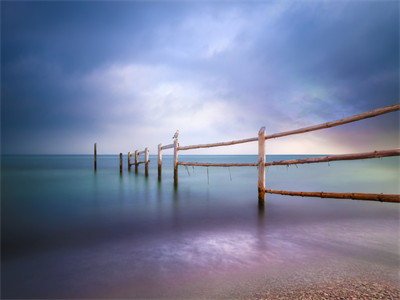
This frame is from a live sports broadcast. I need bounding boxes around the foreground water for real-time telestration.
[1,155,399,298]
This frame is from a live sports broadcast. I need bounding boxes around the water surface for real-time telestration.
[2,155,399,298]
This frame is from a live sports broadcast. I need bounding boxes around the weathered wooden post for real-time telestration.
[158,144,162,181]
[145,147,149,177]
[174,139,178,186]
[258,127,266,204]
[119,153,123,174]
[134,150,138,173]
[128,152,131,171]
[94,143,97,171]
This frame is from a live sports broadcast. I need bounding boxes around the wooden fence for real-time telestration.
[174,103,400,204]
[128,148,149,176]
[119,103,399,204]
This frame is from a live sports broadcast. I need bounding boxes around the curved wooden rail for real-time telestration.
[265,103,399,140]
[177,103,399,151]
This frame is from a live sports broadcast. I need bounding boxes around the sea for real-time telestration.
[1,154,399,298]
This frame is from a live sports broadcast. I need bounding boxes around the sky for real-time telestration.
[1,1,399,155]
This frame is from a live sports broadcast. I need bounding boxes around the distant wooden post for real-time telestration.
[174,139,178,186]
[94,143,97,171]
[135,150,139,173]
[258,127,266,204]
[128,152,131,171]
[119,153,123,174]
[158,144,162,181]
[145,147,149,177]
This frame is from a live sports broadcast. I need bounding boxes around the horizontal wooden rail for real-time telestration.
[265,103,399,140]
[131,161,147,165]
[162,143,174,150]
[177,149,399,168]
[266,189,400,203]
[178,162,257,167]
[265,149,400,167]
[177,103,399,151]
[178,137,257,151]
[138,150,146,155]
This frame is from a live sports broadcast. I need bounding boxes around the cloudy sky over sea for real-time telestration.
[2,1,398,154]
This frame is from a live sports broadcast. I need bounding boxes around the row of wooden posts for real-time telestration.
[124,148,150,175]
[118,141,177,181]
[95,103,400,205]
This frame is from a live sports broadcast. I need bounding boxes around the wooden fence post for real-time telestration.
[258,127,266,204]
[120,153,123,174]
[145,147,149,177]
[128,152,131,171]
[158,144,162,181]
[94,143,97,171]
[135,150,138,173]
[174,139,178,186]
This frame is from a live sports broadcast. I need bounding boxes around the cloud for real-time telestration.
[1,1,398,154]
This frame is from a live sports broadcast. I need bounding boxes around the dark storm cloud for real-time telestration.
[1,1,398,154]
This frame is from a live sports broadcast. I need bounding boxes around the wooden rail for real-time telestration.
[265,103,399,140]
[266,189,400,203]
[177,150,400,167]
[178,162,257,167]
[178,103,399,151]
[178,137,257,151]
[265,149,400,167]
[161,143,174,150]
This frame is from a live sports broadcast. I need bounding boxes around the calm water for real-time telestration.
[2,155,399,298]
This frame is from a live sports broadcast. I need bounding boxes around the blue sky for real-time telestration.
[1,1,399,154]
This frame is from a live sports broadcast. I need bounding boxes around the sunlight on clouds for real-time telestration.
[80,63,245,153]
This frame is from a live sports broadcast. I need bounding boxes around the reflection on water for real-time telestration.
[1,155,399,298]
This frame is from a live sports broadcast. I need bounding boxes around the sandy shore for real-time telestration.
[247,278,399,299]
[206,260,400,299]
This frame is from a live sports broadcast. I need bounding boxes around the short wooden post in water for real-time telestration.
[145,147,149,177]
[94,143,97,171]
[173,139,178,186]
[119,153,123,174]
[158,144,162,181]
[128,152,131,171]
[258,127,266,204]
[134,150,139,173]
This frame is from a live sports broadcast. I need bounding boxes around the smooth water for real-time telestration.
[2,155,399,298]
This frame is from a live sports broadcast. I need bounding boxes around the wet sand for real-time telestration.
[186,263,399,299]
[242,264,399,299]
